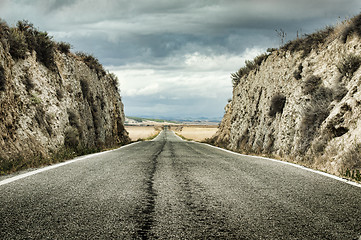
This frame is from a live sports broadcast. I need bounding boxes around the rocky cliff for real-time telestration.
[212,15,361,179]
[0,20,130,174]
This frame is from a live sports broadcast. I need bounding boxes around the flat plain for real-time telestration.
[125,126,161,141]
[171,125,218,141]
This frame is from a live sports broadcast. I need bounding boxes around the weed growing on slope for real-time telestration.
[340,14,361,43]
[0,65,5,91]
[303,75,322,95]
[57,41,71,54]
[281,26,334,58]
[8,28,28,60]
[337,54,361,79]
[293,63,303,80]
[231,53,270,87]
[269,94,286,117]
[76,52,106,76]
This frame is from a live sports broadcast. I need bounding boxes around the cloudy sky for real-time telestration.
[1,0,361,120]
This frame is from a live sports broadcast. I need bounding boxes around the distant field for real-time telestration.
[125,126,161,141]
[171,125,218,141]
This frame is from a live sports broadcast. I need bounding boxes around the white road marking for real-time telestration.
[0,142,140,186]
[198,142,361,188]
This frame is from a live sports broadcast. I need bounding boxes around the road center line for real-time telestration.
[0,142,140,187]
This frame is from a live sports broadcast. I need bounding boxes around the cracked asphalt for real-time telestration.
[0,129,360,239]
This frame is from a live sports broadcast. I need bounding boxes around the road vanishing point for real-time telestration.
[0,129,360,239]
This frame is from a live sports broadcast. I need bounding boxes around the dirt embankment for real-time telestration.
[212,14,361,180]
[0,21,130,174]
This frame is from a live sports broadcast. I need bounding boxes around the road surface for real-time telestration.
[0,129,360,239]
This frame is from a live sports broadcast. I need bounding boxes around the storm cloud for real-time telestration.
[1,0,360,119]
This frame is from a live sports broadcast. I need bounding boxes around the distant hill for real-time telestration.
[125,116,219,126]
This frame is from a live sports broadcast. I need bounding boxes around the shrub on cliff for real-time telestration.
[282,26,334,57]
[231,53,270,87]
[109,73,119,91]
[303,75,321,95]
[5,20,57,70]
[341,14,361,43]
[64,127,80,148]
[8,28,28,60]
[337,54,361,79]
[0,65,5,91]
[16,21,56,70]
[57,42,71,54]
[269,94,286,117]
[76,52,106,76]
[293,63,303,80]
[0,19,9,37]
[80,79,90,99]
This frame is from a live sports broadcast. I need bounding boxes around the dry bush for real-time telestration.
[80,79,90,98]
[293,63,303,80]
[16,20,56,70]
[300,101,331,153]
[8,28,28,60]
[337,54,361,79]
[57,41,71,54]
[56,88,64,100]
[0,65,5,91]
[64,127,79,148]
[340,14,361,43]
[303,75,321,95]
[342,143,361,181]
[282,26,334,58]
[68,109,80,129]
[76,52,106,76]
[23,72,34,92]
[231,53,270,87]
[269,94,286,117]
[333,84,348,101]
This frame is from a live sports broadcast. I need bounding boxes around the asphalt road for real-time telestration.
[0,129,360,239]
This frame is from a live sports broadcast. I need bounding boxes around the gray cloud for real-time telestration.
[1,0,360,119]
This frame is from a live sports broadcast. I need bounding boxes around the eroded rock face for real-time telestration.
[0,41,130,164]
[213,28,361,175]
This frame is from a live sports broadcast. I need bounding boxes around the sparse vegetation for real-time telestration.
[16,20,56,70]
[333,84,348,101]
[64,127,80,148]
[2,20,57,70]
[23,72,35,92]
[0,18,9,37]
[57,41,71,54]
[76,52,106,76]
[0,65,5,91]
[293,63,303,80]
[340,14,361,43]
[80,79,90,98]
[269,94,286,117]
[68,110,80,129]
[8,28,28,60]
[231,53,270,87]
[342,143,361,181]
[281,26,334,57]
[56,88,64,100]
[303,75,322,95]
[109,73,119,91]
[337,54,361,79]
[30,93,42,105]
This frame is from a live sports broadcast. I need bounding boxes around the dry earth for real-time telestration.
[171,125,218,141]
[125,126,162,141]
